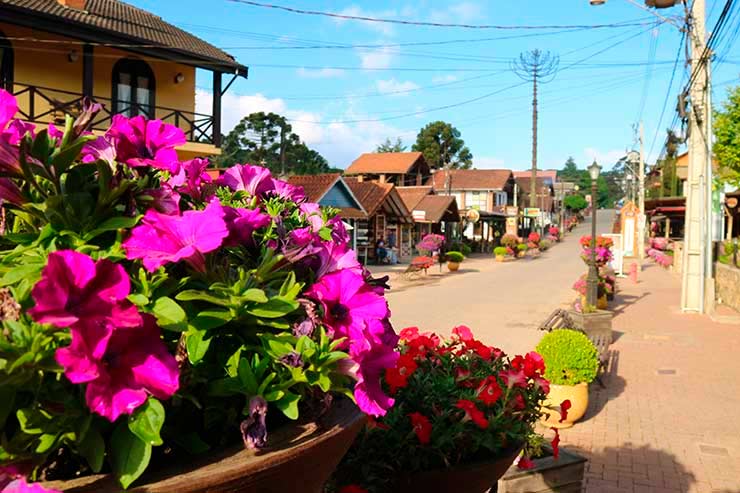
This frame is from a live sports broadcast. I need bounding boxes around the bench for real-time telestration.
[401,256,435,278]
[537,309,610,388]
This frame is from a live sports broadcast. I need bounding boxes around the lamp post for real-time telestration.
[586,160,602,307]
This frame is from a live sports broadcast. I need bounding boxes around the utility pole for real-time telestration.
[638,121,646,261]
[512,50,559,208]
[681,0,710,313]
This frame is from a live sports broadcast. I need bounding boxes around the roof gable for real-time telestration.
[396,186,433,212]
[427,169,513,191]
[286,174,365,213]
[345,152,427,176]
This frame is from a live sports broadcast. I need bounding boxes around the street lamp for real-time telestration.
[586,160,602,308]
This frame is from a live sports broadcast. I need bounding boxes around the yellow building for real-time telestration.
[0,0,247,160]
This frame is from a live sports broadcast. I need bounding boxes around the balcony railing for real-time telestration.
[10,83,217,145]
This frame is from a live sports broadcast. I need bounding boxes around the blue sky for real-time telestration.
[131,0,739,171]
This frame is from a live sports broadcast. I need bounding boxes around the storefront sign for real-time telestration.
[412,210,426,221]
[506,206,518,217]
[506,217,518,236]
[524,208,540,218]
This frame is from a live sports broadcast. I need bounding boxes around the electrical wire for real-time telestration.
[223,0,660,30]
[636,21,661,123]
[648,31,686,160]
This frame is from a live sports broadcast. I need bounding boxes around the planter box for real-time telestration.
[566,309,612,342]
[496,446,587,493]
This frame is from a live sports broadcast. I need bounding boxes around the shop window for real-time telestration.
[112,58,155,118]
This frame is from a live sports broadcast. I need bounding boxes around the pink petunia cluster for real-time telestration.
[30,251,179,422]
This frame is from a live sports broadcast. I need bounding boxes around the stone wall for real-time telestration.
[716,262,740,312]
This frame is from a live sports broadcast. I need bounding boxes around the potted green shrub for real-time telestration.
[445,251,465,271]
[494,246,508,262]
[535,330,599,428]
[516,243,528,259]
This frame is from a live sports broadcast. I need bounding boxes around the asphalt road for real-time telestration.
[385,211,615,356]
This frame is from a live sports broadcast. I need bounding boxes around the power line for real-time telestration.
[224,0,660,30]
[648,31,686,160]
[636,21,661,123]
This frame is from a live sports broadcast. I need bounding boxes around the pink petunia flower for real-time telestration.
[451,325,474,341]
[81,135,117,168]
[29,250,141,333]
[0,89,17,129]
[123,200,229,272]
[216,163,273,197]
[499,369,528,389]
[106,115,185,172]
[0,178,25,206]
[222,206,271,246]
[346,322,399,417]
[139,186,181,215]
[300,202,324,232]
[305,269,389,342]
[169,157,213,201]
[55,315,179,422]
[270,178,306,202]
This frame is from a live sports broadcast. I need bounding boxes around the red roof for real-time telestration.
[513,169,558,180]
[427,169,513,191]
[286,173,342,203]
[345,152,426,175]
[345,179,411,221]
[396,186,434,212]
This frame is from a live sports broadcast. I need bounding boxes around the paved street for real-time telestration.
[385,214,740,493]
[385,212,613,355]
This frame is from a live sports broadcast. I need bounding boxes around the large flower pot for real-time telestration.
[392,443,522,493]
[541,382,589,429]
[495,255,505,262]
[447,261,461,271]
[43,400,364,493]
[498,445,587,493]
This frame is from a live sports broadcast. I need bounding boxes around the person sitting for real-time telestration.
[375,238,389,264]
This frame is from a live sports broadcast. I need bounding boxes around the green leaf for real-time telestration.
[110,423,152,489]
[318,227,333,242]
[264,389,285,402]
[78,426,105,473]
[237,358,258,395]
[35,433,59,453]
[0,263,43,287]
[246,298,299,319]
[175,290,230,306]
[152,297,187,332]
[186,327,211,364]
[191,310,231,331]
[83,216,140,241]
[275,392,300,420]
[16,408,44,434]
[241,289,268,303]
[128,398,165,446]
[127,294,149,307]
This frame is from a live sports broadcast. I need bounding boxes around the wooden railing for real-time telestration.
[11,83,217,145]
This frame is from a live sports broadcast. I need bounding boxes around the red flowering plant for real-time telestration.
[329,326,558,493]
[0,90,398,489]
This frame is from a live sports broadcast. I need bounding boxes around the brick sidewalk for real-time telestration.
[554,263,740,493]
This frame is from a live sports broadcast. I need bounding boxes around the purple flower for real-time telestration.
[3,120,35,145]
[1,475,61,493]
[217,164,273,197]
[306,269,389,343]
[0,178,24,206]
[240,396,268,449]
[347,322,399,417]
[81,136,117,168]
[316,241,361,279]
[106,115,185,172]
[0,89,17,129]
[292,318,315,337]
[55,315,180,422]
[123,200,229,272]
[279,351,304,368]
[300,202,324,232]
[222,206,271,247]
[139,186,181,215]
[269,178,306,202]
[29,250,142,334]
[72,98,102,139]
[326,216,349,244]
[169,157,213,201]
[46,123,64,144]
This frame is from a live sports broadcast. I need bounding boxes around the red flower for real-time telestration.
[385,353,418,393]
[499,369,527,389]
[511,355,524,370]
[340,486,368,493]
[451,325,474,341]
[409,412,432,444]
[517,456,535,470]
[407,335,437,357]
[476,376,502,406]
[455,399,489,429]
[399,326,419,341]
[559,400,571,423]
[550,427,561,460]
[522,352,545,378]
[464,339,492,359]
[534,376,550,395]
[512,393,526,410]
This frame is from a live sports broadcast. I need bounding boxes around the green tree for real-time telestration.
[559,156,581,182]
[714,84,740,186]
[376,137,406,153]
[217,112,331,175]
[411,121,473,170]
[564,194,588,211]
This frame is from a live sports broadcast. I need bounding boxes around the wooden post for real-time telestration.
[82,44,93,98]
[212,71,222,147]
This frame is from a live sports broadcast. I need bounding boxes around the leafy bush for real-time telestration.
[445,251,465,263]
[724,240,738,255]
[494,246,508,256]
[449,241,472,257]
[539,239,552,251]
[564,194,588,211]
[517,243,528,252]
[500,234,519,249]
[535,330,599,386]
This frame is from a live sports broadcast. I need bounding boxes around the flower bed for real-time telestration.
[0,89,398,490]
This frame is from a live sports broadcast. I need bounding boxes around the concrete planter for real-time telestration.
[496,445,587,493]
[567,309,612,341]
[716,262,740,312]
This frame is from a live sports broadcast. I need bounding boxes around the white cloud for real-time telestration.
[429,1,484,24]
[334,5,397,36]
[195,88,416,169]
[358,46,395,70]
[583,147,626,168]
[296,67,345,79]
[376,78,420,95]
[432,74,458,83]
[474,156,505,169]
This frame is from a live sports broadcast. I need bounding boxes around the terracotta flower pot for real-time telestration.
[447,261,461,271]
[495,255,505,262]
[392,443,522,493]
[541,382,589,429]
[43,400,365,493]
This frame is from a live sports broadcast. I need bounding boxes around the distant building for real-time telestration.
[344,152,430,186]
[396,186,460,244]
